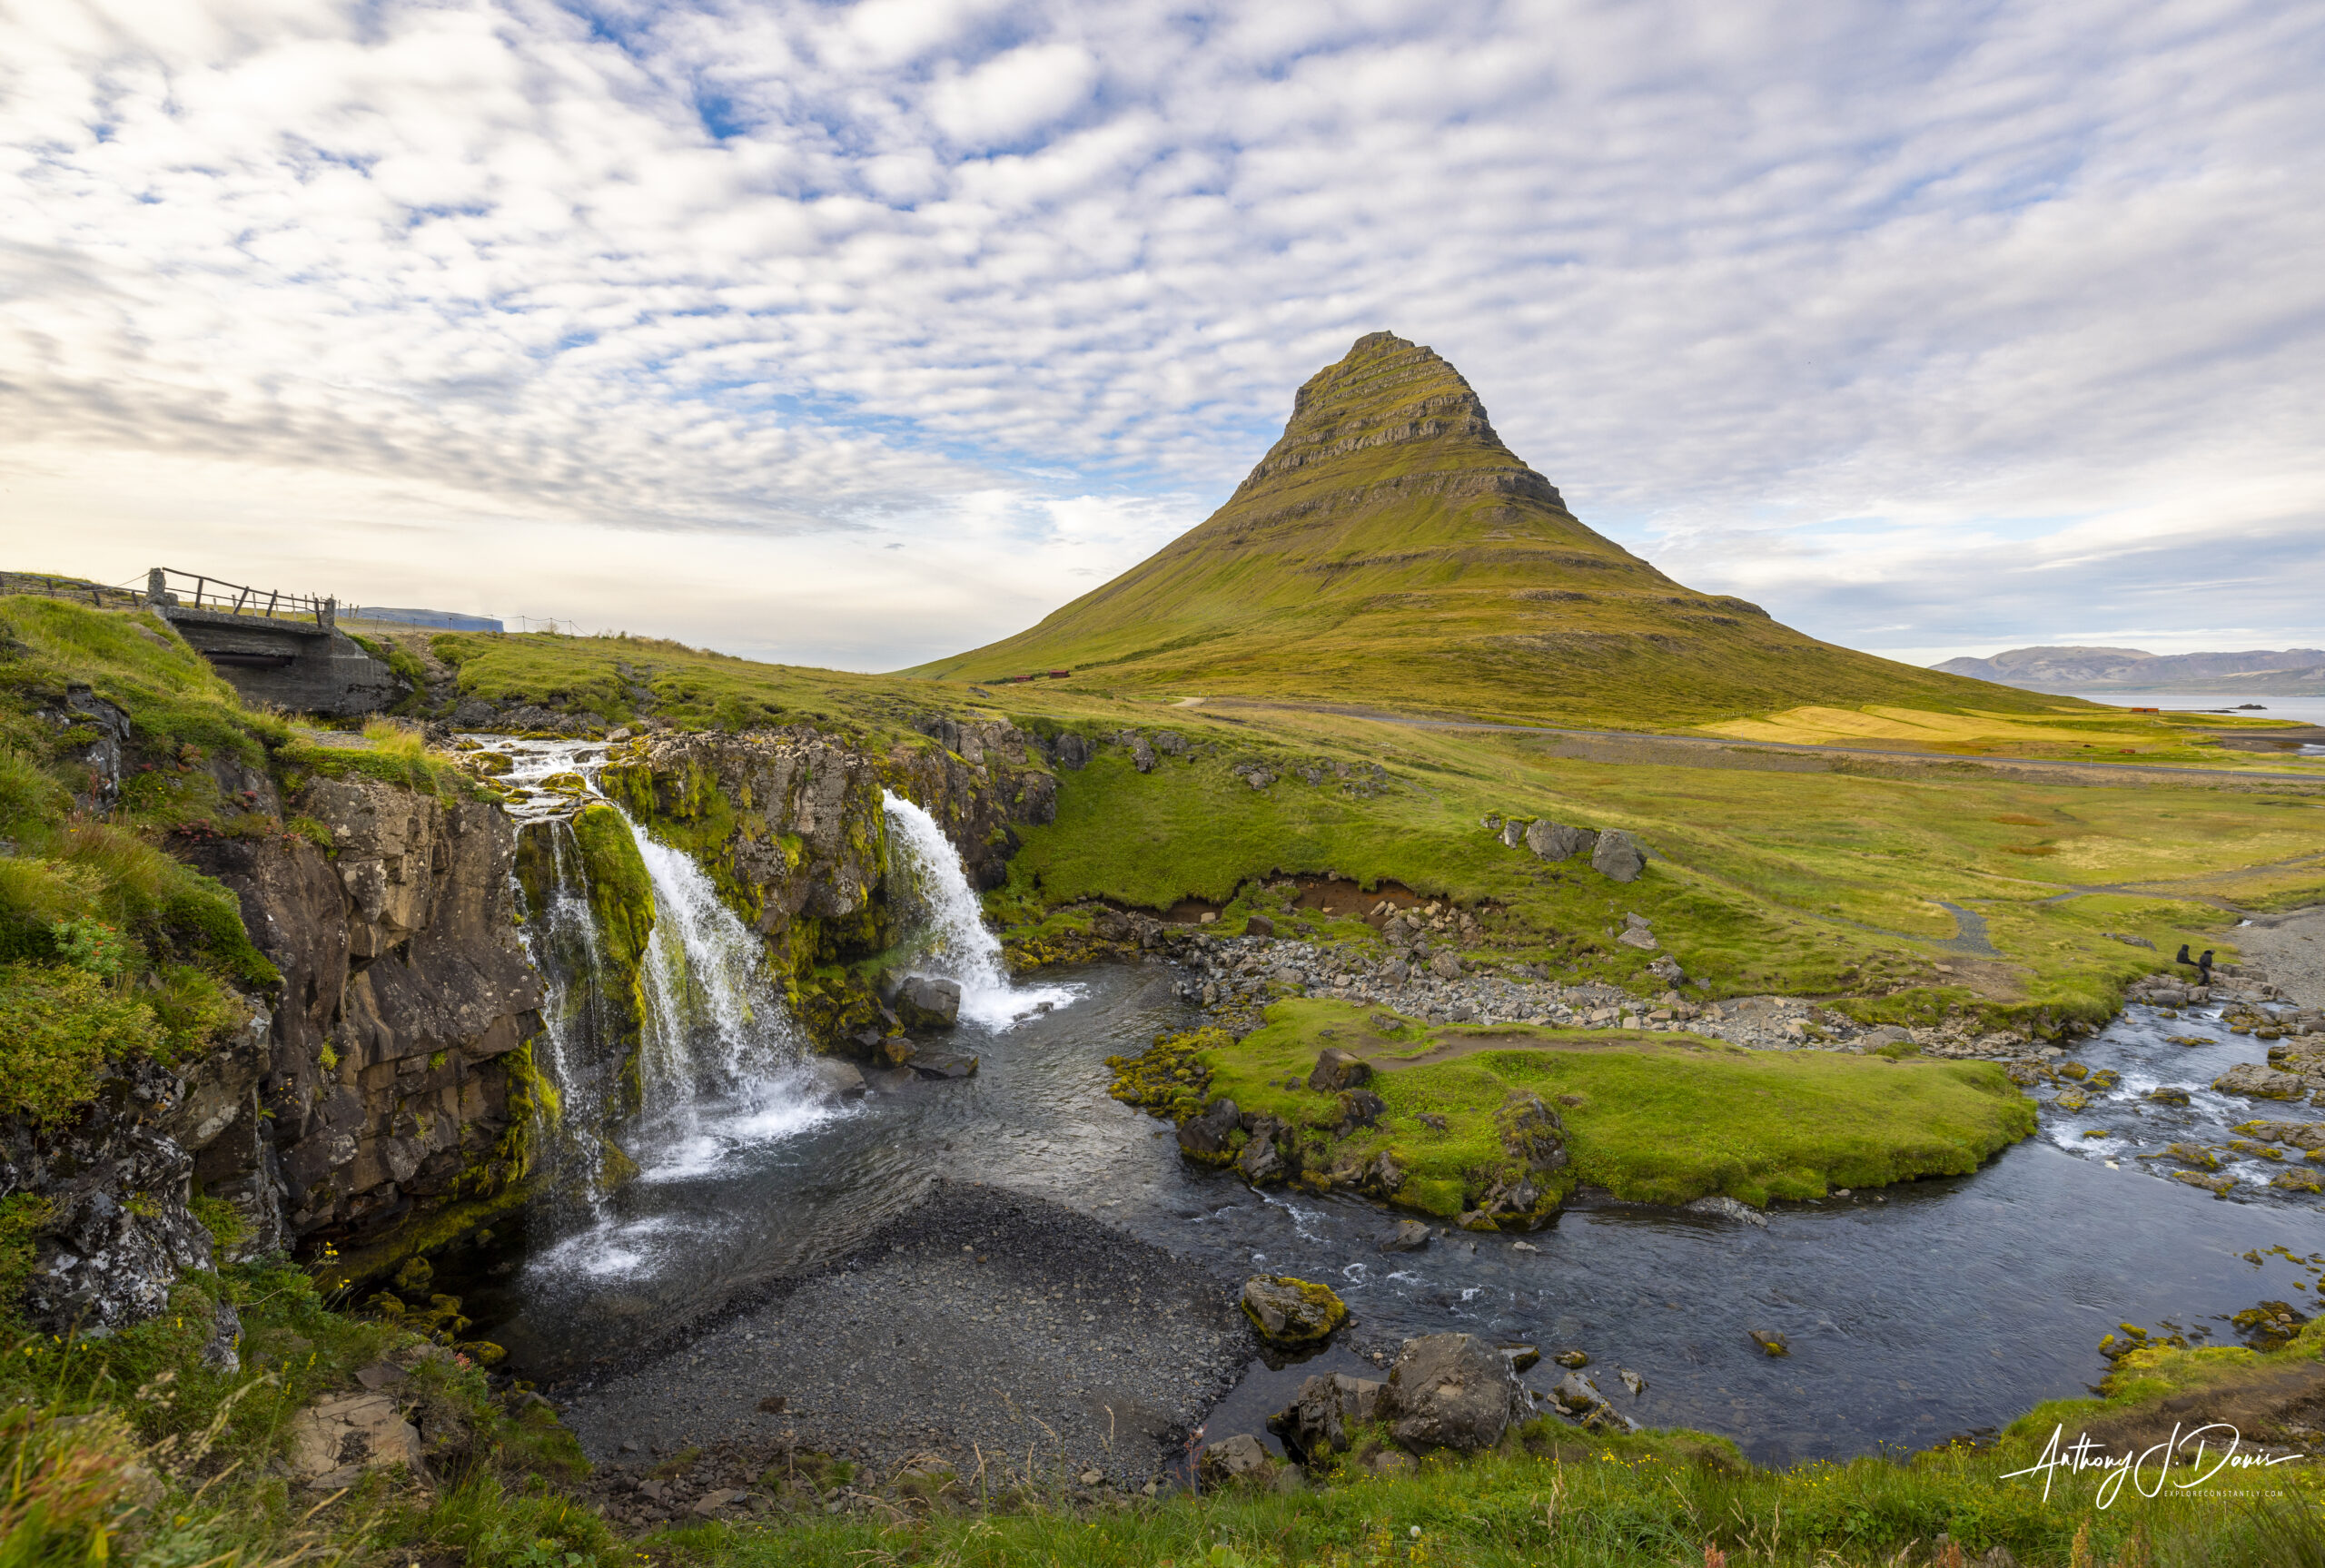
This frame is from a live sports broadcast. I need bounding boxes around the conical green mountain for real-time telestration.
[910,332,2061,728]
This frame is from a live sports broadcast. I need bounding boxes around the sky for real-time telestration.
[3,0,2320,674]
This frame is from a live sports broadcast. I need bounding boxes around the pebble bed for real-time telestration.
[557,1182,1253,1525]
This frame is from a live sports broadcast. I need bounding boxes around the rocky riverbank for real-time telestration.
[553,1181,1253,1525]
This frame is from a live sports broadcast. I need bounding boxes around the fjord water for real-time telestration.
[475,966,2318,1465]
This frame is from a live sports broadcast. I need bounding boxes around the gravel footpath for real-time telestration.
[555,1180,1254,1504]
[2235,905,2325,1010]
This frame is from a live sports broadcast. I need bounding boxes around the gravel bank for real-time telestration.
[555,1180,1253,1508]
[2234,906,2325,1011]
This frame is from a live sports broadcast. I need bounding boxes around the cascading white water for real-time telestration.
[510,817,610,1215]
[881,790,1076,1028]
[477,734,841,1259]
[626,817,805,1109]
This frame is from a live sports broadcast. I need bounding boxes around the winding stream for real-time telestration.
[454,737,2322,1467]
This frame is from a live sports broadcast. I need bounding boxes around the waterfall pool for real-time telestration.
[455,962,2319,1467]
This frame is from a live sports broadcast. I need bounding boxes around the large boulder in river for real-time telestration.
[889,975,961,1030]
[1385,1333,1527,1453]
[1525,820,1598,863]
[1240,1275,1349,1347]
[1590,829,1647,883]
[801,1059,867,1103]
[1269,1372,1386,1462]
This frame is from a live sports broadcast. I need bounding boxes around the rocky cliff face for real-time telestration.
[183,775,543,1277]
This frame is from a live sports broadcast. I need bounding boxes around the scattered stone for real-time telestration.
[1591,830,1648,883]
[1244,915,1275,939]
[1197,1434,1275,1487]
[2106,932,2156,950]
[1499,1345,1541,1373]
[2147,1086,2192,1107]
[283,1391,426,1489]
[1378,1219,1432,1253]
[1308,1047,1371,1092]
[1683,1195,1769,1228]
[905,1050,979,1080]
[1239,1275,1350,1347]
[1552,1349,1588,1369]
[1524,820,1598,863]
[1266,1372,1386,1461]
[1617,927,1659,950]
[352,1362,409,1392]
[1749,1329,1789,1356]
[2213,1062,2306,1100]
[1619,1367,1646,1396]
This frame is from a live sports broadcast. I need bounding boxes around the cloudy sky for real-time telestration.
[4,0,2320,672]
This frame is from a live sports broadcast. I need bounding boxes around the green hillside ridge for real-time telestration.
[907,331,2076,730]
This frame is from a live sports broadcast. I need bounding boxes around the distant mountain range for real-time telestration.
[1930,646,2325,694]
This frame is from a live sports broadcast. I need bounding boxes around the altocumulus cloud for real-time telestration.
[1,0,2320,668]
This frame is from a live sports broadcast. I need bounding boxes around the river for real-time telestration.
[455,958,2320,1467]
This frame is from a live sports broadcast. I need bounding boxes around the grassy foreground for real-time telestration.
[7,1249,2319,1568]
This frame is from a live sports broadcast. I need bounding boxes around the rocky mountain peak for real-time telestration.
[1233,331,1562,509]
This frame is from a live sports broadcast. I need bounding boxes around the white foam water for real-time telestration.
[880,790,1077,1028]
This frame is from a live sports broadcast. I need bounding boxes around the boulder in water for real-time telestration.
[802,1059,868,1103]
[1378,1219,1432,1252]
[2213,1062,2306,1100]
[1685,1195,1768,1227]
[891,975,962,1030]
[1240,1275,1349,1346]
[1176,1098,1241,1165]
[1385,1333,1526,1452]
[905,1050,978,1080]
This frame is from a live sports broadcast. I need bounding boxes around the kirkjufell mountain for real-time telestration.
[913,332,2063,727]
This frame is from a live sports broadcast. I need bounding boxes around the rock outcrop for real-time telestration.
[182,774,544,1274]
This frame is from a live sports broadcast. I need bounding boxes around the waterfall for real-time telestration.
[508,816,613,1216]
[881,790,1075,1028]
[626,818,805,1109]
[490,734,826,1238]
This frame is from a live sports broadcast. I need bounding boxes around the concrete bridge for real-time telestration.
[146,567,398,717]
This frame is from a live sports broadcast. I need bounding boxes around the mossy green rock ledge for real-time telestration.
[1242,1275,1350,1347]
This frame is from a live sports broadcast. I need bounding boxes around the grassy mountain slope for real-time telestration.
[909,331,2073,729]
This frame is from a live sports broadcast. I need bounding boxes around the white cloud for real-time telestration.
[0,0,2320,670]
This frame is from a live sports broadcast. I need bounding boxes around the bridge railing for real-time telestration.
[146,568,334,628]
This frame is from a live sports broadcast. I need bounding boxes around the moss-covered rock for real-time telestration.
[1241,1274,1350,1346]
